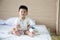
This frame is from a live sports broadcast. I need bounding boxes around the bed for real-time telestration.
[0,17,51,40]
[0,25,51,40]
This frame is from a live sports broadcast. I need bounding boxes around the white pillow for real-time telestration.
[5,17,18,26]
[0,20,5,25]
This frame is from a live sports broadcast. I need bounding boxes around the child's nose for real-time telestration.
[21,11,25,14]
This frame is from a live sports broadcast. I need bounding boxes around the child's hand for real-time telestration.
[28,31,35,37]
[29,28,35,37]
[12,28,20,36]
[12,29,20,36]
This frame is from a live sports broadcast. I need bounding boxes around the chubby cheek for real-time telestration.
[19,13,21,16]
[18,12,21,16]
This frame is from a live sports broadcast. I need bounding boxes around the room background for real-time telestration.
[0,0,57,34]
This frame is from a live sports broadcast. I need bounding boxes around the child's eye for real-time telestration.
[21,11,26,13]
[23,11,26,13]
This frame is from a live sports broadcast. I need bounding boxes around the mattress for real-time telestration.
[0,25,51,40]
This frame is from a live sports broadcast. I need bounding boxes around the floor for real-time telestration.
[52,35,60,40]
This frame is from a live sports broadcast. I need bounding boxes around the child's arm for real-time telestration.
[26,25,35,37]
[15,25,20,31]
[27,24,30,30]
[12,25,19,32]
[12,25,20,36]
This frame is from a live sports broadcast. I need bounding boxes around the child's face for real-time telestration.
[18,9,28,18]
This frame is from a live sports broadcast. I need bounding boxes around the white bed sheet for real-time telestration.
[0,25,51,40]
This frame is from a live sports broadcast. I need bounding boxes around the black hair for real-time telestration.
[19,5,28,11]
